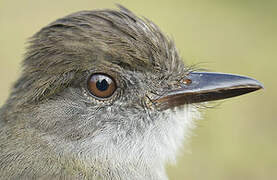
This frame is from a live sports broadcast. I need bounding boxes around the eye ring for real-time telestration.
[87,73,117,100]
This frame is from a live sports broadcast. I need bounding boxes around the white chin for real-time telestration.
[156,105,201,164]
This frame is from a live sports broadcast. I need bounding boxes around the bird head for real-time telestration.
[1,6,263,178]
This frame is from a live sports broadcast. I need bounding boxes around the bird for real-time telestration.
[0,6,263,180]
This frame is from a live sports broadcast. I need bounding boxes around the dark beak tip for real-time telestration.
[248,79,264,91]
[154,72,264,110]
[258,83,265,90]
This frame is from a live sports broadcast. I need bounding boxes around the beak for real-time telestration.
[154,72,263,110]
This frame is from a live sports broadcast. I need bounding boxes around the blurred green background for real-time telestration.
[0,0,276,179]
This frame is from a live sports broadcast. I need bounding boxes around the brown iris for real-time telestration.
[88,73,117,99]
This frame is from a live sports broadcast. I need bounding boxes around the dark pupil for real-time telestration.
[96,79,109,91]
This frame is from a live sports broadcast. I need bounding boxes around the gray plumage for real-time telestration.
[0,7,196,180]
[0,6,263,180]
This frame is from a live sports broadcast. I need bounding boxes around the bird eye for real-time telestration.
[87,73,117,99]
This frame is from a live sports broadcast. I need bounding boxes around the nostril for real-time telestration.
[182,78,192,86]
